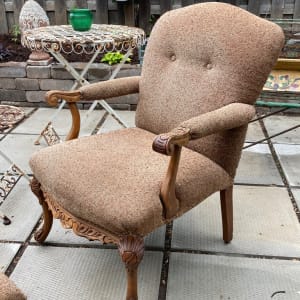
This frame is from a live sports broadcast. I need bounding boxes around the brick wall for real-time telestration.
[0,62,141,110]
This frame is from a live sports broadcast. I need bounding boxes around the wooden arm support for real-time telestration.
[46,90,82,141]
[152,127,191,219]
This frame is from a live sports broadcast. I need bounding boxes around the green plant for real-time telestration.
[10,24,21,43]
[101,51,131,65]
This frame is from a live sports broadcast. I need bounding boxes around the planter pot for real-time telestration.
[69,9,93,31]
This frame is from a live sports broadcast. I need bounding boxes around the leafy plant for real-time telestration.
[101,51,131,65]
[10,24,21,43]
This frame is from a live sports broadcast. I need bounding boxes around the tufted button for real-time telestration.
[206,63,212,70]
[170,54,176,61]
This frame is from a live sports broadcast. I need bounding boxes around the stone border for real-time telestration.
[0,61,141,110]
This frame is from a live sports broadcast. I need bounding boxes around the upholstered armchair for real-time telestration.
[29,3,284,300]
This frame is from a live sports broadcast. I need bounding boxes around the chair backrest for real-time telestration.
[136,2,284,177]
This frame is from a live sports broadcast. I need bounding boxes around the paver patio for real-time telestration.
[1,108,300,299]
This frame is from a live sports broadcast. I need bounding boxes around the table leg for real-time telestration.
[35,47,132,146]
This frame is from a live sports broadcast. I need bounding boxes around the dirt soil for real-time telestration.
[0,34,31,62]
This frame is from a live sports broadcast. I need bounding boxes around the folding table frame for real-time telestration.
[22,24,146,146]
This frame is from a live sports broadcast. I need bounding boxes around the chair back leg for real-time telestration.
[118,235,145,300]
[220,186,233,243]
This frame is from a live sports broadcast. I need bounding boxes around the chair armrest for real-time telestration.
[45,76,140,141]
[45,76,141,105]
[153,103,255,156]
[152,102,255,219]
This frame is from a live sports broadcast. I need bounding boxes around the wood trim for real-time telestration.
[274,58,300,71]
[118,235,144,300]
[66,102,80,141]
[45,90,82,106]
[42,189,119,244]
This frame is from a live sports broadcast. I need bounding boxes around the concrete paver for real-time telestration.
[235,143,283,185]
[274,144,300,187]
[245,121,265,142]
[292,189,300,209]
[0,243,20,272]
[1,108,300,300]
[264,115,300,144]
[11,246,162,300]
[97,111,136,133]
[0,177,41,242]
[12,108,105,136]
[172,185,300,257]
[167,252,300,300]
[0,134,45,173]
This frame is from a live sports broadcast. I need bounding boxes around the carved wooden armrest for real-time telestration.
[152,126,191,156]
[46,90,81,141]
[152,127,191,219]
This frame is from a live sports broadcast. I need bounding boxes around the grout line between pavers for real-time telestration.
[259,118,300,223]
[4,212,43,277]
[168,248,300,261]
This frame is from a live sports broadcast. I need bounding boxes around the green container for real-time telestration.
[69,9,93,31]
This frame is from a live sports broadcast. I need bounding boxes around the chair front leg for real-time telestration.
[30,177,53,243]
[118,235,144,300]
[220,186,233,243]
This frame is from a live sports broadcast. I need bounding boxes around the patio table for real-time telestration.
[22,24,145,145]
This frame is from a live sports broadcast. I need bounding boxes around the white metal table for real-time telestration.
[22,24,145,145]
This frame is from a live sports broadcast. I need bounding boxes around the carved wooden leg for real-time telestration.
[30,177,53,243]
[118,236,144,300]
[220,186,233,243]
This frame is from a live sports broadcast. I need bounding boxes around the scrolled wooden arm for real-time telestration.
[45,90,82,141]
[46,90,82,106]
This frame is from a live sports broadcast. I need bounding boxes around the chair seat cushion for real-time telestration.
[0,273,26,300]
[30,128,232,236]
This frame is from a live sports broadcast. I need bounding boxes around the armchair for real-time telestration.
[29,3,284,299]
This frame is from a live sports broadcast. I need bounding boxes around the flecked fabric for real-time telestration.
[80,76,140,100]
[30,128,232,236]
[0,273,26,300]
[136,2,284,177]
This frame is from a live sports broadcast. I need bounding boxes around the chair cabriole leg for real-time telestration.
[118,235,144,300]
[30,177,53,243]
[220,186,233,243]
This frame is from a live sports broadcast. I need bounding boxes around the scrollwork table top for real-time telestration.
[22,24,146,55]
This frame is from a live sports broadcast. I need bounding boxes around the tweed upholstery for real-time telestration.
[0,273,26,300]
[136,2,284,176]
[80,76,140,101]
[30,128,232,236]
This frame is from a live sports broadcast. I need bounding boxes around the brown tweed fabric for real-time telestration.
[80,76,140,101]
[136,2,284,177]
[0,273,26,300]
[30,128,232,236]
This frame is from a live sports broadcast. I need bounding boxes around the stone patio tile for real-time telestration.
[167,252,300,300]
[0,243,20,272]
[97,111,135,133]
[235,143,283,185]
[292,189,300,209]
[263,115,300,144]
[172,185,300,257]
[245,121,265,143]
[0,134,45,173]
[39,220,165,248]
[274,144,300,187]
[22,107,35,116]
[11,246,162,300]
[0,177,41,242]
[12,108,105,136]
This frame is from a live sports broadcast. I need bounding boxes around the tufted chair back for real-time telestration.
[136,2,284,177]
